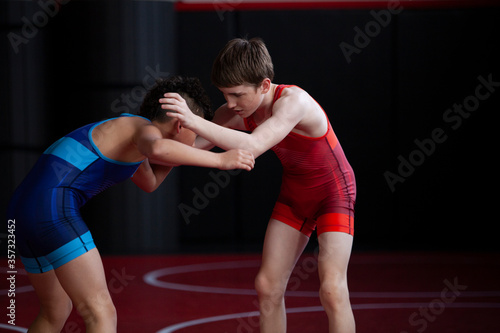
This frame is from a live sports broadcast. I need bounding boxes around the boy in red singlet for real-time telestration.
[161,38,356,333]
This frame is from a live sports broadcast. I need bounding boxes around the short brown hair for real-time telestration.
[211,37,274,88]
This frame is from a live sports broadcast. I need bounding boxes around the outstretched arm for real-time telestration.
[160,93,304,158]
[131,124,254,192]
[136,126,254,169]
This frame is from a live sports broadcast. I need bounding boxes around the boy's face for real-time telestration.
[219,83,265,118]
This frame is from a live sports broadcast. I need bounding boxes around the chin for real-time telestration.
[237,110,253,118]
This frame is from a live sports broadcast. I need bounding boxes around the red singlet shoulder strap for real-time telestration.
[273,84,296,104]
[245,85,297,131]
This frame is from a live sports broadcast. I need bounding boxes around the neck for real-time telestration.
[253,83,278,123]
[153,120,176,139]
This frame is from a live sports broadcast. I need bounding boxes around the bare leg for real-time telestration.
[255,219,309,333]
[27,270,73,333]
[317,232,355,333]
[53,248,117,333]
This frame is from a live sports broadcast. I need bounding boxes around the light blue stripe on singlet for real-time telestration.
[20,231,96,273]
[44,137,99,171]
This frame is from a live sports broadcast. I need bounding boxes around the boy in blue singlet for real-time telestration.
[7,76,254,333]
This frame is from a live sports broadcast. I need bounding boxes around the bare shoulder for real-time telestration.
[128,117,162,140]
[92,115,156,162]
[272,85,314,119]
[275,85,328,137]
[96,115,153,138]
[277,85,315,107]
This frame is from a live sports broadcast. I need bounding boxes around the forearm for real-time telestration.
[191,117,265,157]
[147,138,224,168]
[194,135,215,151]
[136,125,254,172]
[161,93,267,156]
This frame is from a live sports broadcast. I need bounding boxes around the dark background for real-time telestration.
[1,0,499,256]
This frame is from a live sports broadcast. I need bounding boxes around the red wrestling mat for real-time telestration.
[2,252,500,332]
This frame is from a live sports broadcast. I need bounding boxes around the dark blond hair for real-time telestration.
[211,38,274,88]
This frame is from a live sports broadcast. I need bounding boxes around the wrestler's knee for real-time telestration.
[255,271,286,303]
[319,276,350,312]
[75,290,117,326]
[40,298,73,328]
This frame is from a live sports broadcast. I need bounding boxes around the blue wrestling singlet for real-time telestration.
[7,114,147,273]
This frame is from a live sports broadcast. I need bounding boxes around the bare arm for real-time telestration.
[161,92,304,158]
[194,134,214,150]
[131,158,173,193]
[130,125,254,192]
[193,105,245,150]
[132,124,254,190]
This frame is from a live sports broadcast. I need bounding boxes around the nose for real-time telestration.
[225,96,237,109]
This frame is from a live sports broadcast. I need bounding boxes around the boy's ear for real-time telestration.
[260,78,271,93]
[176,120,182,134]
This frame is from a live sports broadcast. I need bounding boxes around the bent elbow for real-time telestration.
[146,140,165,161]
[132,177,157,193]
[141,184,157,193]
